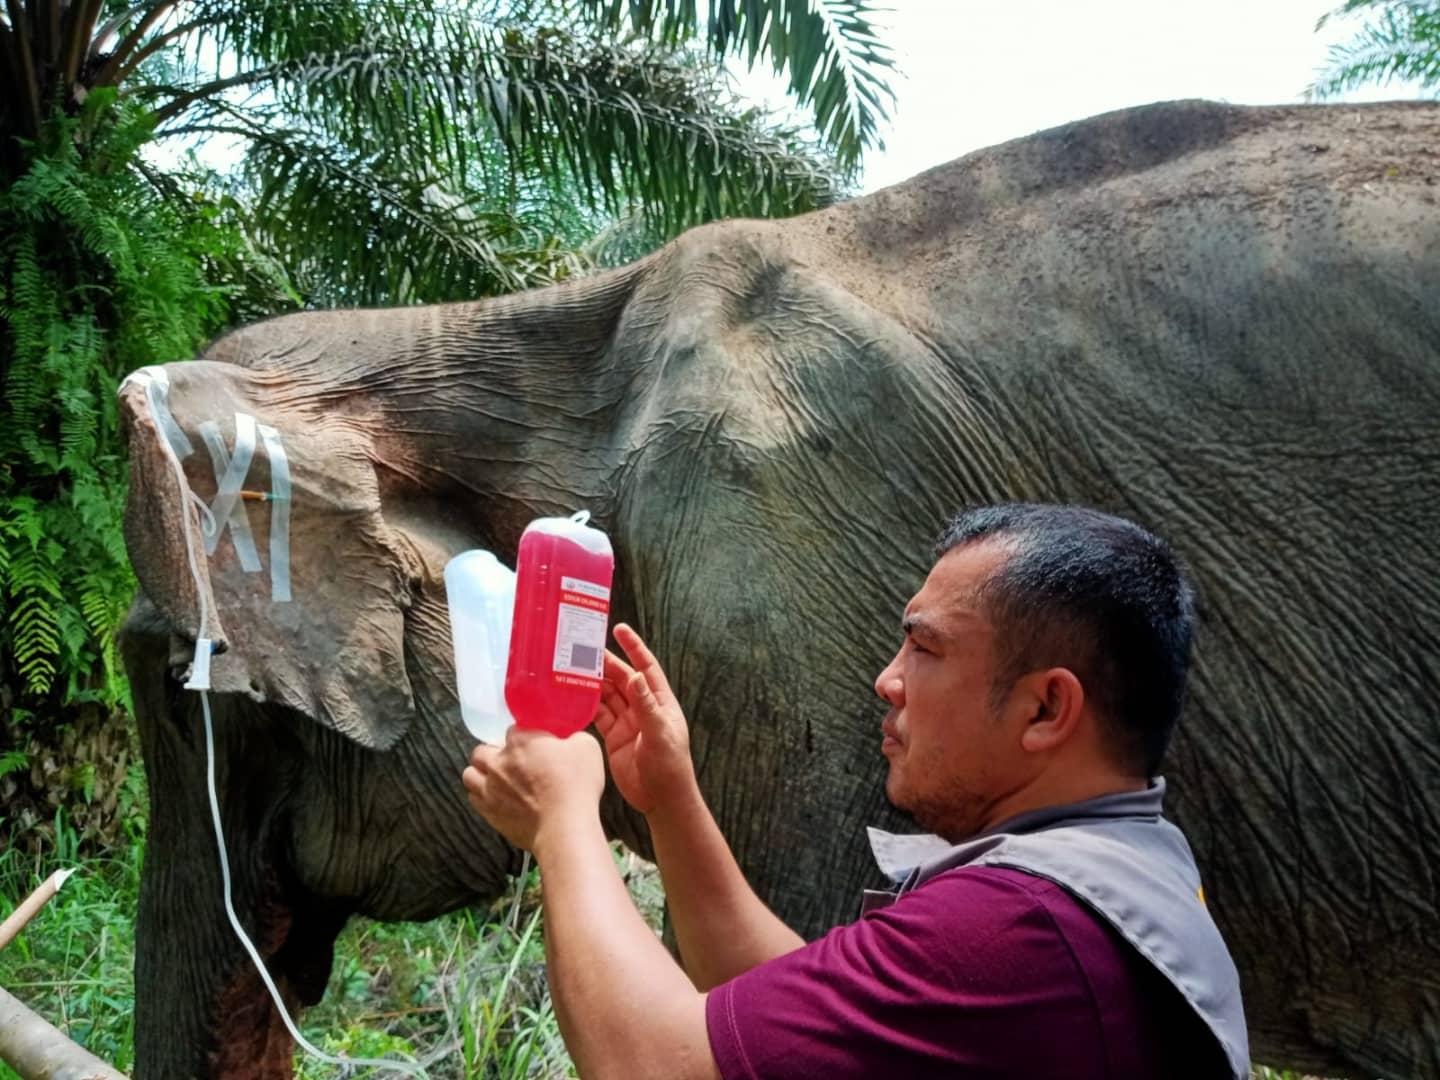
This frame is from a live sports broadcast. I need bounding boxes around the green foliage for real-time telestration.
[0,749,29,781]
[148,0,867,307]
[0,806,657,1078]
[577,0,895,169]
[3,0,892,311]
[0,93,239,712]
[223,26,844,306]
[1310,1,1440,98]
[0,805,145,1075]
[452,908,560,1077]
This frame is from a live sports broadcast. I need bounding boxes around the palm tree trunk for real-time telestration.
[4,0,43,135]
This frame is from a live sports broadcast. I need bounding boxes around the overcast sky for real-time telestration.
[731,0,1428,194]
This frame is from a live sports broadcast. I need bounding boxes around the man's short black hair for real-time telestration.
[934,503,1195,777]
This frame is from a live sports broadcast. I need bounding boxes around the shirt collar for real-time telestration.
[868,778,1168,884]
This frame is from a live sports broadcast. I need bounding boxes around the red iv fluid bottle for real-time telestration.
[504,511,614,737]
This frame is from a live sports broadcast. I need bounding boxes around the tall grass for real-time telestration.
[294,847,661,1078]
[0,779,663,1079]
[0,802,144,1077]
[293,872,570,1078]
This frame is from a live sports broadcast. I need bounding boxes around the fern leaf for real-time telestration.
[0,751,29,781]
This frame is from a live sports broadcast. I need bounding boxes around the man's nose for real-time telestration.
[874,656,903,707]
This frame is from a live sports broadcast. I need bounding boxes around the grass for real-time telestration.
[296,846,663,1078]
[0,784,663,1080]
[0,791,1321,1080]
[0,805,144,1077]
[292,890,567,1078]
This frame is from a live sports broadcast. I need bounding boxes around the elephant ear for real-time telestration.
[119,361,420,750]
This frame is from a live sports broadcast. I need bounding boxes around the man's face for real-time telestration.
[874,540,1021,841]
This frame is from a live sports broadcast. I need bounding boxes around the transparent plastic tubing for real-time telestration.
[134,374,425,1077]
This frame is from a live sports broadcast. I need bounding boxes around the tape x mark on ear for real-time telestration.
[197,411,292,603]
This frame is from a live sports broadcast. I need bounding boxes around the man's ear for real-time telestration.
[1015,668,1086,754]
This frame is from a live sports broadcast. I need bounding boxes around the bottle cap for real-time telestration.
[522,510,612,556]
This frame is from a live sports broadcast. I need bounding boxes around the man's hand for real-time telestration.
[595,623,699,817]
[462,727,605,851]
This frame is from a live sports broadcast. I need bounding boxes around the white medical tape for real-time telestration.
[119,366,194,460]
[199,413,259,566]
[257,424,292,603]
[184,638,213,691]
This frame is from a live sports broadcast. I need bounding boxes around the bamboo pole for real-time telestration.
[0,984,129,1080]
[0,868,76,951]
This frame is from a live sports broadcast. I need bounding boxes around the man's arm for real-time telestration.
[598,626,804,989]
[464,730,720,1080]
[534,807,720,1080]
[646,776,804,990]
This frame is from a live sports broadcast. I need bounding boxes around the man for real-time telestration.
[462,503,1249,1079]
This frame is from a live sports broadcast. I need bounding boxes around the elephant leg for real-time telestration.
[125,607,346,1079]
[207,885,351,1079]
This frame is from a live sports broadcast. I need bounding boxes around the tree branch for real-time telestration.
[146,64,280,126]
[91,2,156,53]
[0,869,74,950]
[111,12,216,86]
[0,985,129,1080]
[94,11,211,84]
[47,0,62,69]
[60,0,106,88]
[92,0,176,87]
[33,0,58,70]
[0,21,16,92]
[150,120,261,141]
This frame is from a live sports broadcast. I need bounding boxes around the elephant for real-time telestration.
[117,98,1440,1079]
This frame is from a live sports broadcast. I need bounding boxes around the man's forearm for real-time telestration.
[533,813,718,1080]
[648,786,805,990]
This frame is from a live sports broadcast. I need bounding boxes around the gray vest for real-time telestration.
[864,780,1250,1079]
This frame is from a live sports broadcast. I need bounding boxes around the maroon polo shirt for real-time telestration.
[705,865,1221,1079]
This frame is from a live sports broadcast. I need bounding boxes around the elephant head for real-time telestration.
[121,99,1440,1079]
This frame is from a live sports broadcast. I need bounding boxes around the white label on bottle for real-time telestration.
[561,576,611,601]
[553,603,606,680]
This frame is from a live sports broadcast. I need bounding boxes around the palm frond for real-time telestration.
[1310,1,1440,98]
[466,29,844,231]
[151,25,841,294]
[179,115,583,305]
[576,0,895,169]
[1316,0,1410,31]
[164,25,840,217]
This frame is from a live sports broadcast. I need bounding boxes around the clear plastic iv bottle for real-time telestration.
[504,511,614,738]
[443,549,517,744]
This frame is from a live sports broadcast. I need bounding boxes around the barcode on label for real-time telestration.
[553,601,606,680]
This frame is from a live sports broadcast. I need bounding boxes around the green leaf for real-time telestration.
[0,750,29,781]
[1309,0,1440,99]
[574,0,896,168]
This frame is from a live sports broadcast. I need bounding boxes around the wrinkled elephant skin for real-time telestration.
[119,100,1440,1079]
